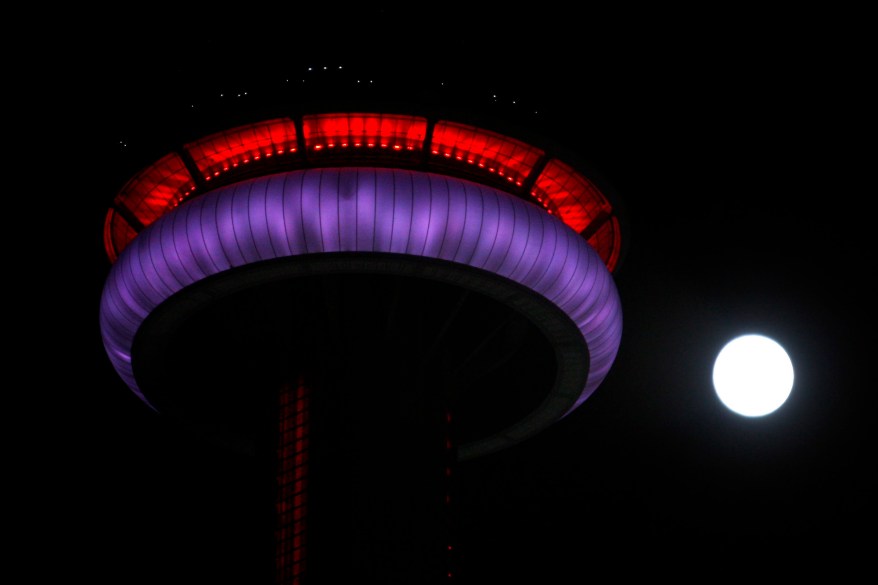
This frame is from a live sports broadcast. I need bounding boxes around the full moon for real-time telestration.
[712,334,794,417]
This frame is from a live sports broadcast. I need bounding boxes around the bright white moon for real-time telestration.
[712,334,794,417]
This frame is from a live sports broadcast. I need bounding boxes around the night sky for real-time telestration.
[48,12,871,583]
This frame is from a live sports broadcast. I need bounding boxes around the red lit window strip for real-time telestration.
[185,118,299,181]
[106,152,197,258]
[276,381,309,585]
[103,210,138,263]
[531,159,620,270]
[117,152,196,227]
[530,159,610,234]
[302,113,427,152]
[429,121,543,187]
[586,216,622,273]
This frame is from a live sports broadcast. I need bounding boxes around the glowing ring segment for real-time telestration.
[100,168,622,456]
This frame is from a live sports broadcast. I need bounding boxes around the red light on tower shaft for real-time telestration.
[276,380,310,584]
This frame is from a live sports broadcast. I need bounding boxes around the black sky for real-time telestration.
[44,12,872,583]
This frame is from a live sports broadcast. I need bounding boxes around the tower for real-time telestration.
[99,109,624,582]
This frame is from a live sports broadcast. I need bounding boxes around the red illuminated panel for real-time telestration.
[302,113,427,152]
[103,210,138,263]
[429,121,544,187]
[118,152,197,225]
[105,152,196,261]
[185,118,299,181]
[531,159,619,270]
[586,216,621,273]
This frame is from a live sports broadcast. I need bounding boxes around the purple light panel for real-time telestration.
[99,168,622,418]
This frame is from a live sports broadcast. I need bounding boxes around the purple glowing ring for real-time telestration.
[100,167,622,459]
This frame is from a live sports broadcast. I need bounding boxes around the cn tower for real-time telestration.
[99,106,624,582]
